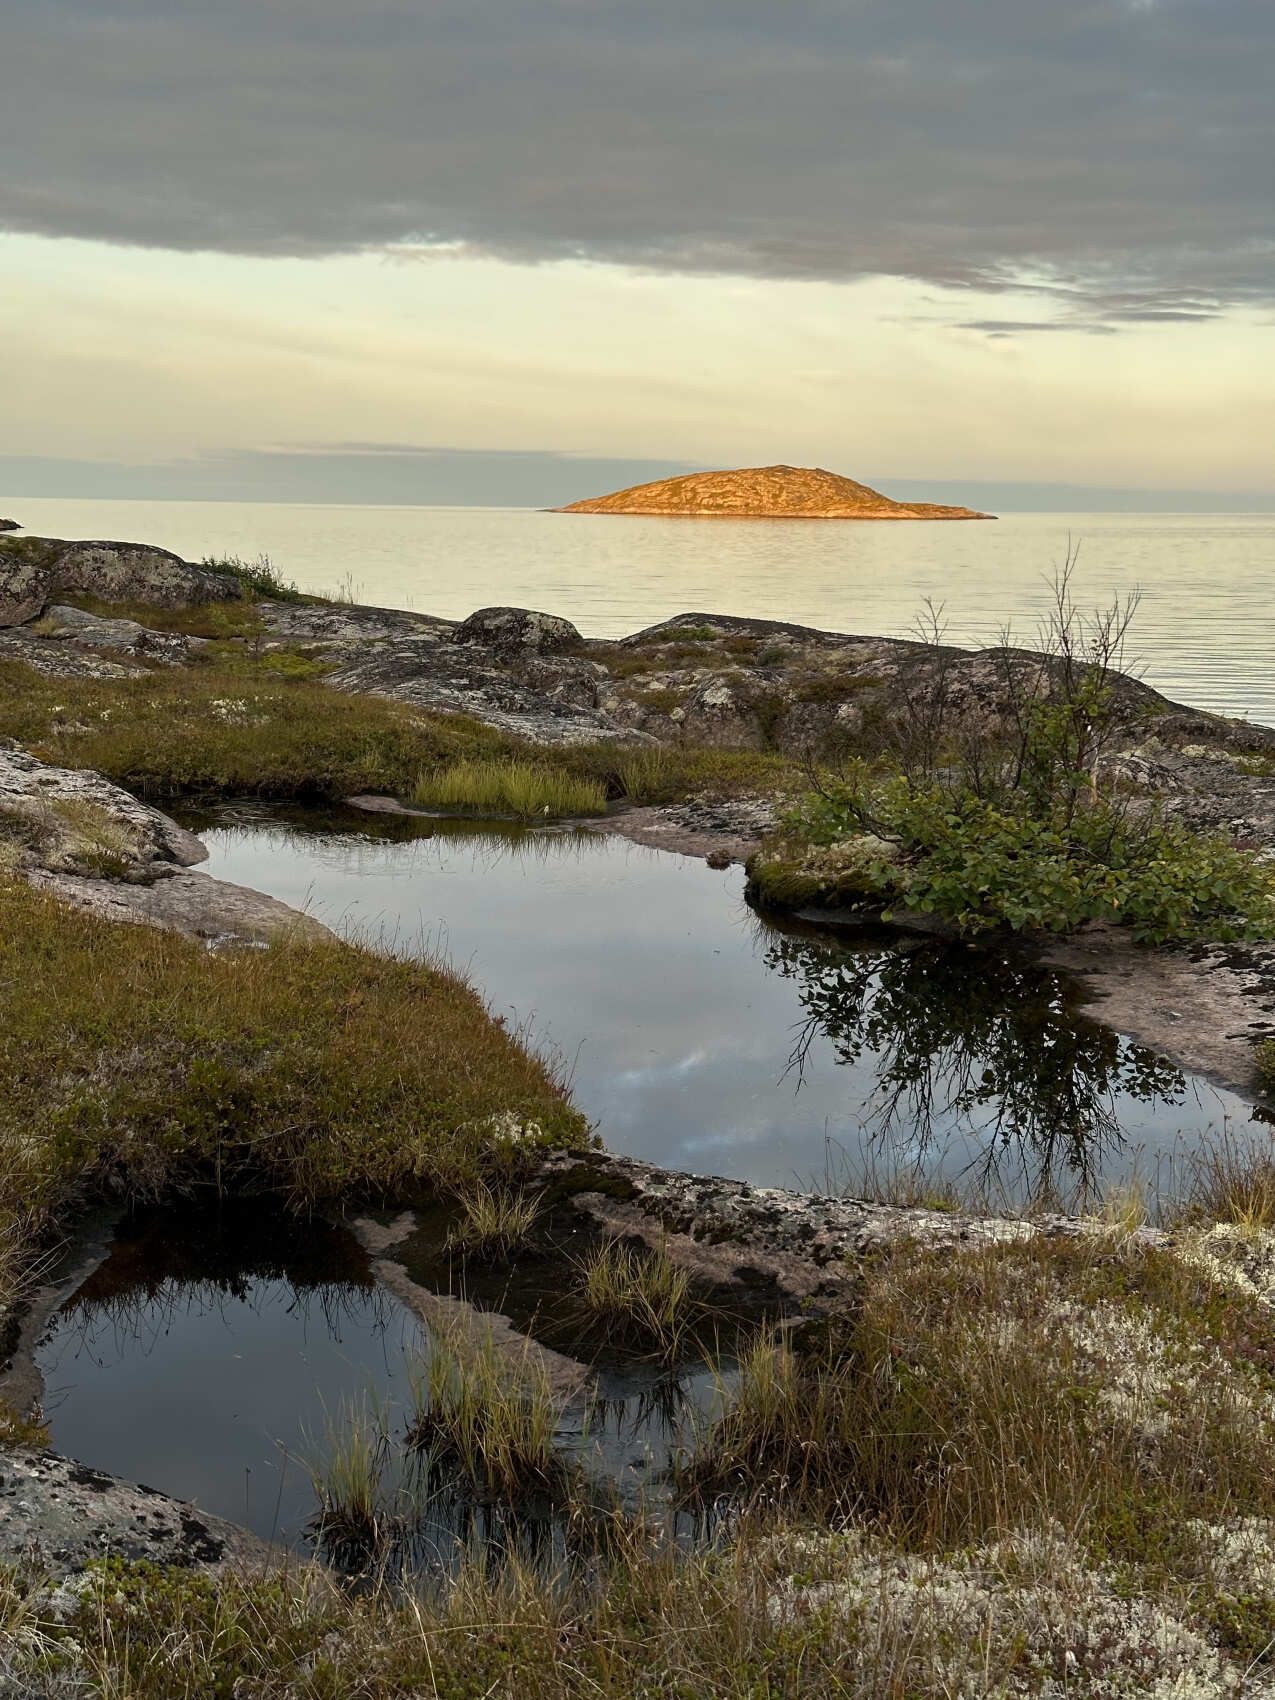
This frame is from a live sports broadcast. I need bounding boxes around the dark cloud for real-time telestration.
[2,1,1272,310]
[958,320,1119,338]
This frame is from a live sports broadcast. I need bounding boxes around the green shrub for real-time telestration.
[781,770,1274,943]
[202,552,308,602]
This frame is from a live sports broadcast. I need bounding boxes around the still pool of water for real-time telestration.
[195,808,1270,1209]
[36,1199,731,1564]
[9,499,1275,723]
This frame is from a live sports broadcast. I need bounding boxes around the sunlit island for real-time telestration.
[556,463,995,521]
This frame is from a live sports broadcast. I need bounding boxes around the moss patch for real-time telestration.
[0,871,585,1318]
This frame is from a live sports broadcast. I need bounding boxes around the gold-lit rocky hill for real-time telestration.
[557,464,994,521]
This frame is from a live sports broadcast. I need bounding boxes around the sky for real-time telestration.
[2,0,1273,508]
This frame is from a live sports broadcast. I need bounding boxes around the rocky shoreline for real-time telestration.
[5,529,1275,1586]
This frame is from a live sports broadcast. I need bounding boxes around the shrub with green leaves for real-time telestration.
[773,769,1275,943]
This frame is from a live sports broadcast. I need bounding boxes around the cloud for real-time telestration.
[2,1,1272,312]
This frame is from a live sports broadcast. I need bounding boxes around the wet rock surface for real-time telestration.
[0,1448,276,1578]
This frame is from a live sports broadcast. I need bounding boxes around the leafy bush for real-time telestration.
[783,769,1274,943]
[202,552,309,603]
[756,571,1275,945]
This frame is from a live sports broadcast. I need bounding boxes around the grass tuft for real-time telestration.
[406,1327,569,1503]
[446,1181,542,1260]
[575,1238,692,1354]
[411,759,607,820]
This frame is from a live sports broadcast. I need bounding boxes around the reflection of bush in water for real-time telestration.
[57,1199,385,1343]
[764,934,1185,1189]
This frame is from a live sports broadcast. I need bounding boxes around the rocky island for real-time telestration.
[556,463,994,520]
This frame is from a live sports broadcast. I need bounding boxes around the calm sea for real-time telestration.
[8,499,1274,725]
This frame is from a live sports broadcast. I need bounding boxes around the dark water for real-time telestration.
[36,1199,731,1564]
[196,806,1270,1211]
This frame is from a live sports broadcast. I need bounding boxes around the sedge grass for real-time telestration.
[407,1327,569,1504]
[411,759,607,820]
[445,1181,542,1260]
[575,1238,692,1355]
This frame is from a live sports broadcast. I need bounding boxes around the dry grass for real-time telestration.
[0,659,795,809]
[55,591,264,638]
[0,660,490,800]
[1183,1133,1275,1234]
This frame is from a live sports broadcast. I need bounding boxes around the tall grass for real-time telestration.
[411,759,607,820]
[308,1399,394,1567]
[575,1239,692,1354]
[407,1328,568,1503]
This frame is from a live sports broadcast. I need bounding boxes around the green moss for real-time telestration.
[0,1399,48,1448]
[0,871,585,1316]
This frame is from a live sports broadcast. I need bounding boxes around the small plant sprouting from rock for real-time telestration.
[446,1182,542,1260]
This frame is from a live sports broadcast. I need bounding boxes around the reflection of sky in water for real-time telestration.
[199,815,1269,1207]
[38,1268,422,1547]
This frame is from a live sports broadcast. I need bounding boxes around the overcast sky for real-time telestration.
[2,0,1272,505]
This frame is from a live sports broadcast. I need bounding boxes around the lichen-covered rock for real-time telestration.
[40,604,209,665]
[453,606,582,655]
[0,743,207,878]
[0,538,244,628]
[0,1448,275,1580]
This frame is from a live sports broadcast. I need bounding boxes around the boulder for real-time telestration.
[0,538,245,628]
[41,603,209,665]
[0,1447,275,1580]
[0,742,207,879]
[0,518,17,532]
[452,605,582,655]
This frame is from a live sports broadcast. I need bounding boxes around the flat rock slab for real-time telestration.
[535,1150,1076,1310]
[0,1448,276,1579]
[0,742,207,873]
[27,866,332,944]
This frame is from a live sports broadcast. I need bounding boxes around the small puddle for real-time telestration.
[190,805,1271,1209]
[33,1199,737,1575]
